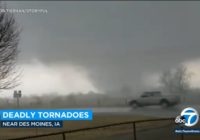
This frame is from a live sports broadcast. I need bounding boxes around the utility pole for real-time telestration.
[13,90,22,108]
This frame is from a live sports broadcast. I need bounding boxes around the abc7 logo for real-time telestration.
[175,115,186,124]
[175,107,199,127]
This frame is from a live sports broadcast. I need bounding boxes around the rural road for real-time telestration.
[91,104,200,118]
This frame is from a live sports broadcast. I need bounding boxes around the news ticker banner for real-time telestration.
[0,109,92,128]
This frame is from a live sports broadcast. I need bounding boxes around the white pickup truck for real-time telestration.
[128,91,180,108]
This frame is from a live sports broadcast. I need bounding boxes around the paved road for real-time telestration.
[92,104,200,118]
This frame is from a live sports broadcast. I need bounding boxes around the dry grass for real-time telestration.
[0,114,150,140]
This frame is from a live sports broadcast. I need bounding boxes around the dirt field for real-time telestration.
[0,114,199,140]
[0,114,149,140]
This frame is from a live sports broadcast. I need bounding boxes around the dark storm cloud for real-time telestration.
[7,1,200,92]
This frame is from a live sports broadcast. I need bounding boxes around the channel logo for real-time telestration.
[175,107,199,127]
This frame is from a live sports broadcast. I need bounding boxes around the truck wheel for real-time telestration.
[160,100,169,108]
[130,101,139,108]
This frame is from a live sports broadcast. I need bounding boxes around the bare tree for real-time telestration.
[0,5,21,90]
[159,65,191,94]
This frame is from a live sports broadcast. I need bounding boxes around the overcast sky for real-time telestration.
[2,1,200,96]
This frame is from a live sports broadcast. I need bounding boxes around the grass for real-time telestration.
[0,114,151,140]
[1,113,198,140]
